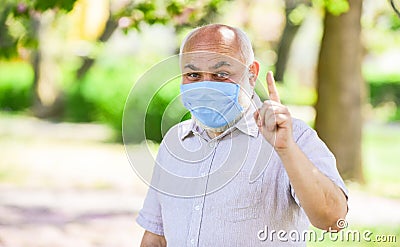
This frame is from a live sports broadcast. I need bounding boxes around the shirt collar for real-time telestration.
[179,94,263,140]
[179,119,199,140]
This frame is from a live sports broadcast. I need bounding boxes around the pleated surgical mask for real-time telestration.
[180,81,243,129]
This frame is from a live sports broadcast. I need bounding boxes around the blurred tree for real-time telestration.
[315,0,365,182]
[390,0,400,18]
[0,0,78,118]
[0,4,18,58]
[75,0,231,80]
[0,0,230,119]
[0,1,76,58]
[275,0,310,82]
[274,0,350,82]
[30,11,65,118]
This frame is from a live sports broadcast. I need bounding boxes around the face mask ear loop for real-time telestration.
[246,65,256,100]
[248,65,256,100]
[238,70,254,102]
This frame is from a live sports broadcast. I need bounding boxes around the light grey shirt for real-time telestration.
[136,95,348,246]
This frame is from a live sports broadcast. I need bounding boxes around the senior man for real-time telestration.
[137,24,348,246]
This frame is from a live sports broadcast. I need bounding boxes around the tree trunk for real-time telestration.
[76,15,118,80]
[275,1,301,82]
[31,11,64,119]
[315,0,364,182]
[275,0,310,82]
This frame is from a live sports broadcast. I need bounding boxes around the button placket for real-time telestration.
[186,196,204,246]
[186,140,218,246]
[186,154,212,247]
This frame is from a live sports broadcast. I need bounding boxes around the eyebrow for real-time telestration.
[184,64,201,70]
[183,61,232,71]
[209,61,231,69]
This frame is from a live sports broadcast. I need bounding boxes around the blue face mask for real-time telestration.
[180,81,243,129]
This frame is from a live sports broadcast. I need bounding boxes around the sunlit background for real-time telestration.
[0,0,399,246]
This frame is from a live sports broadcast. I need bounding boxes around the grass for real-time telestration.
[360,123,400,198]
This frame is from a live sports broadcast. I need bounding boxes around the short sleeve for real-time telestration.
[136,186,164,235]
[136,145,165,235]
[289,119,349,206]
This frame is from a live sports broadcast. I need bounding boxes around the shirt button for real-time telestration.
[190,239,195,244]
[201,172,207,176]
[194,205,201,211]
[208,142,215,148]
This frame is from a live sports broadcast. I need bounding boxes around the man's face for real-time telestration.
[180,52,253,113]
[179,27,259,132]
[180,26,254,95]
[181,52,248,86]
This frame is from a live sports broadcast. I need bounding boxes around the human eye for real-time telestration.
[213,71,230,80]
[185,72,201,81]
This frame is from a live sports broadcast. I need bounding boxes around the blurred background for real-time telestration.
[0,0,399,246]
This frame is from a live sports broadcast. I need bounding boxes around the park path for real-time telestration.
[0,115,399,247]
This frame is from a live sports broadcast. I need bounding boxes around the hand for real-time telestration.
[253,71,294,152]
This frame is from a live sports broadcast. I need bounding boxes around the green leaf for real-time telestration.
[135,2,156,14]
[288,4,309,25]
[167,2,183,16]
[34,0,77,12]
[0,3,18,58]
[312,0,350,16]
[325,0,349,16]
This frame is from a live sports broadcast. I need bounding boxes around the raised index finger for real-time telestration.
[266,71,280,103]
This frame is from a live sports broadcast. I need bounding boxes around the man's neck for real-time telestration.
[206,130,222,139]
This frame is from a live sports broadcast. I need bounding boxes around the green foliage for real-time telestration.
[109,0,230,33]
[0,0,78,59]
[64,57,187,142]
[389,12,400,30]
[288,4,310,25]
[325,0,349,15]
[0,5,18,58]
[364,72,400,122]
[66,59,136,130]
[390,0,400,19]
[0,61,34,111]
[1,0,77,13]
[144,77,191,142]
[369,80,400,107]
[34,0,77,12]
[166,1,184,16]
[0,0,233,143]
[313,0,349,16]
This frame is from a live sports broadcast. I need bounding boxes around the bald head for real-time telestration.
[180,24,254,66]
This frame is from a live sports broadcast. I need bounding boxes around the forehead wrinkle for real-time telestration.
[181,55,245,73]
[185,43,237,55]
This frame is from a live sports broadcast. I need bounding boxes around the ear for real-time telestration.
[248,61,260,87]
